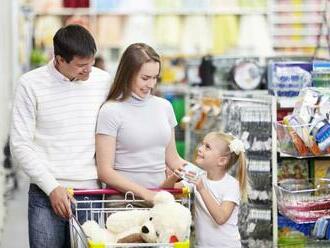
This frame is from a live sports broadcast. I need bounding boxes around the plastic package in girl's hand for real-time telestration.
[178,162,206,182]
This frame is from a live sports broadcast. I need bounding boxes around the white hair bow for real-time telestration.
[229,138,245,155]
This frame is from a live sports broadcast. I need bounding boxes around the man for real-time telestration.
[10,24,111,247]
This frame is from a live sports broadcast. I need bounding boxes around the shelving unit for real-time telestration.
[16,0,330,75]
[18,0,272,72]
[184,87,273,247]
[271,60,330,245]
[270,0,329,58]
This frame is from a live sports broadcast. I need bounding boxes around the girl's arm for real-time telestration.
[193,178,236,225]
[165,129,187,170]
[96,134,156,202]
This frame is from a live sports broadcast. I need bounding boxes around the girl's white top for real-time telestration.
[185,173,241,248]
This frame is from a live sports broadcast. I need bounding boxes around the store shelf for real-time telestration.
[272,28,327,36]
[273,4,325,12]
[156,84,188,94]
[277,97,297,109]
[279,152,330,159]
[34,7,268,16]
[273,40,328,48]
[272,16,323,24]
[34,8,93,16]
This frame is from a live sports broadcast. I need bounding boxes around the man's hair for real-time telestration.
[53,24,97,63]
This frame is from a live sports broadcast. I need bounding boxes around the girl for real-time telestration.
[96,43,186,203]
[162,131,248,248]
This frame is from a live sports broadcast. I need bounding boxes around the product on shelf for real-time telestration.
[312,60,330,87]
[275,178,330,223]
[313,159,330,180]
[278,159,308,182]
[276,87,330,157]
[269,61,312,97]
[232,60,264,90]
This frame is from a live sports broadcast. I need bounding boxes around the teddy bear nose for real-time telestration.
[141,225,149,234]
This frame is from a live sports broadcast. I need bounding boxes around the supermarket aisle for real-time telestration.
[2,171,29,248]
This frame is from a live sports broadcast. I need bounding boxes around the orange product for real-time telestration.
[289,130,309,156]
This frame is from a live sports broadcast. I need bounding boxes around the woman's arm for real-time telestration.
[165,129,187,170]
[96,134,156,202]
[160,168,184,189]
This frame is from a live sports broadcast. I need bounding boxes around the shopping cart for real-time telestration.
[68,188,191,248]
[274,178,330,223]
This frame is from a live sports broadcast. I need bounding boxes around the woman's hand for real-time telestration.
[143,190,157,204]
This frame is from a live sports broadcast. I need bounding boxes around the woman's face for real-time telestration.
[131,61,160,98]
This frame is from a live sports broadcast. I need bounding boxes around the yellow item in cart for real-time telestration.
[88,240,105,248]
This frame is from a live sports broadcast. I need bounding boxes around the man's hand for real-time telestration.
[49,186,76,219]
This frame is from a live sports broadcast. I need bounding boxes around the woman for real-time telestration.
[96,43,186,203]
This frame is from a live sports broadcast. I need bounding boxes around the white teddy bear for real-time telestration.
[82,191,191,245]
[140,191,192,243]
[82,220,115,243]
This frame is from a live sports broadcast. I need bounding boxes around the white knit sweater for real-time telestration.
[10,60,111,195]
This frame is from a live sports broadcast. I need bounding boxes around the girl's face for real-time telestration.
[131,61,160,98]
[195,134,229,170]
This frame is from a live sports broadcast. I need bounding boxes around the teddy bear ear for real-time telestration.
[153,191,175,205]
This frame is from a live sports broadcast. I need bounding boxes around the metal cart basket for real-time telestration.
[69,188,191,248]
[274,178,330,223]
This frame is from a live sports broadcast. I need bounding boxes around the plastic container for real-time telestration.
[275,121,330,157]
[274,178,330,223]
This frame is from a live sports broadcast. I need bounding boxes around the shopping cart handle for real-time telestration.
[68,187,189,196]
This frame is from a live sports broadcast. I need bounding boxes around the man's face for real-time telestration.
[56,55,95,81]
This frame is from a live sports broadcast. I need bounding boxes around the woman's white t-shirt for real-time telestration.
[187,173,241,248]
[96,95,177,187]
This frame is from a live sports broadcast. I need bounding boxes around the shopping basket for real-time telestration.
[274,178,330,223]
[68,188,191,248]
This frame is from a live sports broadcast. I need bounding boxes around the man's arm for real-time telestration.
[10,79,74,218]
[10,79,59,194]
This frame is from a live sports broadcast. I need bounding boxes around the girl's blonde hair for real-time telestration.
[209,131,249,202]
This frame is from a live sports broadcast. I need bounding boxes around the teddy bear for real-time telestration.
[140,191,192,244]
[82,218,146,244]
[82,191,191,245]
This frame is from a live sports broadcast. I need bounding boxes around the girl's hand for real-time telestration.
[185,173,206,192]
